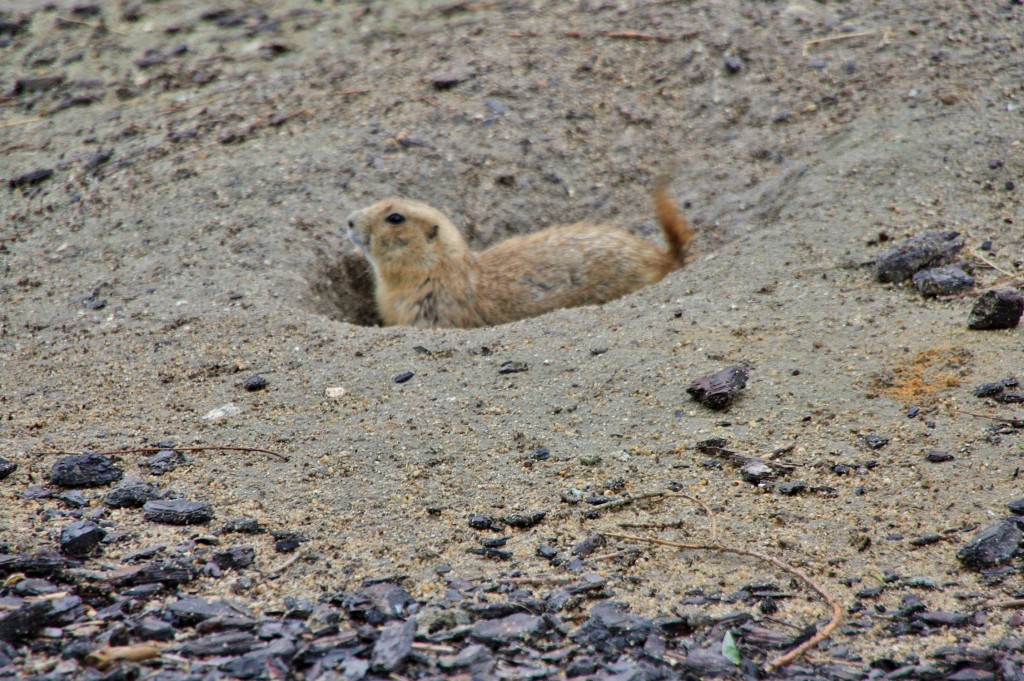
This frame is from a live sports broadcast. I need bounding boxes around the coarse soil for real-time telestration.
[1,0,1023,675]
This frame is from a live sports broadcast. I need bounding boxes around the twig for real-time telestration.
[990,598,1024,609]
[36,445,289,462]
[588,549,641,563]
[963,411,1023,426]
[560,29,675,43]
[802,27,890,56]
[581,491,666,517]
[412,642,457,654]
[603,532,841,671]
[502,575,576,585]
[0,116,43,130]
[268,551,303,575]
[967,245,1021,281]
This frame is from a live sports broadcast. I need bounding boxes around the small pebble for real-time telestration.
[912,265,974,297]
[143,499,214,525]
[967,288,1024,330]
[243,374,268,391]
[958,519,1022,568]
[393,371,414,384]
[59,521,105,557]
[104,478,162,508]
[723,55,743,73]
[778,481,807,496]
[50,454,123,488]
[863,434,889,450]
[686,365,749,410]
[503,511,547,528]
[498,361,528,374]
[0,457,17,480]
[925,451,954,463]
[875,230,964,283]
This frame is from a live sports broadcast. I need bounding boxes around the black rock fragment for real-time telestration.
[168,597,248,625]
[0,601,53,642]
[141,448,186,475]
[574,601,655,654]
[724,55,743,73]
[104,478,162,508]
[913,611,971,628]
[243,374,268,391]
[50,453,123,488]
[925,451,954,463]
[499,360,528,374]
[571,534,607,557]
[132,616,176,641]
[8,167,53,189]
[996,392,1024,404]
[468,514,504,531]
[863,434,889,450]
[470,612,549,646]
[270,530,304,552]
[875,230,964,283]
[0,550,65,577]
[1009,498,1024,515]
[371,619,416,672]
[0,457,16,480]
[430,69,474,89]
[778,481,807,495]
[441,643,494,676]
[912,265,974,297]
[968,288,1024,330]
[975,382,1006,398]
[687,365,748,410]
[114,559,193,588]
[958,519,1022,569]
[223,517,267,534]
[469,547,513,560]
[393,370,414,383]
[503,511,547,528]
[212,546,255,570]
[59,520,105,557]
[740,459,774,483]
[181,630,260,657]
[143,499,214,525]
[343,582,418,625]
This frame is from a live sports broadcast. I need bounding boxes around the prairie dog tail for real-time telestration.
[653,183,695,267]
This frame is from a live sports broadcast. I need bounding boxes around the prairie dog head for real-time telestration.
[346,198,467,275]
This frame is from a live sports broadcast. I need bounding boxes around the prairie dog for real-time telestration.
[345,187,694,328]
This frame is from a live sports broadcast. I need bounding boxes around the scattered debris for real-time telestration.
[875,230,964,283]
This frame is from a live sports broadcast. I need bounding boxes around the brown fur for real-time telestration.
[345,187,694,328]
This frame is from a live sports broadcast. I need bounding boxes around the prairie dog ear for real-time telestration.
[427,224,439,241]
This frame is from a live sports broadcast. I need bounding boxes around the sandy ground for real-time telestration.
[2,0,1023,669]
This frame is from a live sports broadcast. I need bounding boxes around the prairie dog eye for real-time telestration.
[385,212,406,225]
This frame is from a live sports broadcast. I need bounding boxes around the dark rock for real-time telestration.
[213,546,255,570]
[914,611,971,628]
[0,457,16,480]
[912,265,974,296]
[724,55,744,73]
[468,514,503,531]
[181,630,260,657]
[50,453,122,488]
[503,511,547,528]
[499,360,529,374]
[8,167,54,189]
[968,288,1024,330]
[219,638,296,678]
[343,582,418,625]
[676,646,740,677]
[778,481,807,495]
[223,517,267,534]
[571,533,607,557]
[574,601,655,653]
[393,371,414,383]
[132,616,176,641]
[11,578,58,596]
[371,619,416,672]
[925,451,955,463]
[104,478,162,508]
[0,601,52,642]
[686,364,748,410]
[740,459,774,483]
[21,485,52,500]
[470,612,549,645]
[958,520,1022,568]
[443,643,494,675]
[271,530,304,552]
[59,520,105,557]
[57,490,88,508]
[875,230,964,283]
[0,550,65,577]
[996,391,1024,404]
[143,499,214,525]
[1009,498,1024,514]
[168,597,247,625]
[430,69,475,89]
[975,381,1007,398]
[243,374,268,391]
[142,449,186,475]
[537,544,558,560]
[863,433,889,449]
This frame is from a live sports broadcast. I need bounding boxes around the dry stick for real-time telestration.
[0,116,43,130]
[40,446,289,462]
[268,551,303,575]
[802,28,889,56]
[963,410,1023,424]
[603,532,842,671]
[990,599,1024,609]
[966,244,1021,281]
